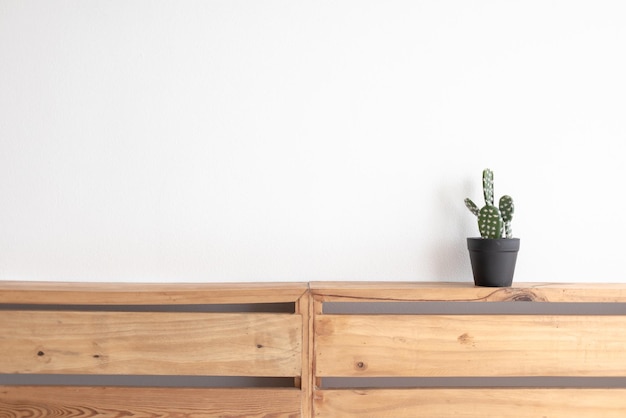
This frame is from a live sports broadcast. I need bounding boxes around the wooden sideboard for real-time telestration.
[2,281,626,417]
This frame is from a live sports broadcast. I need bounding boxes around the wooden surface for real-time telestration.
[4,281,626,304]
[297,292,314,417]
[314,388,626,417]
[0,386,302,418]
[315,314,626,377]
[0,281,308,305]
[3,281,626,417]
[311,281,626,302]
[1,310,302,376]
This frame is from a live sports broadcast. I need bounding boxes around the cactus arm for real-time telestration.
[499,195,514,238]
[478,205,503,239]
[464,198,480,216]
[482,169,494,206]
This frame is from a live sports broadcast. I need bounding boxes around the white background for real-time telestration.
[1,1,625,283]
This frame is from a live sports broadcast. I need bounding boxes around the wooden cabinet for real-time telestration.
[2,281,626,417]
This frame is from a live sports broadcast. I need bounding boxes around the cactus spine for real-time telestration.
[465,169,514,239]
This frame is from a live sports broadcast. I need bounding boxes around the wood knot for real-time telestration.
[457,333,475,347]
[355,361,367,371]
[511,293,535,301]
[493,288,548,302]
[37,351,45,357]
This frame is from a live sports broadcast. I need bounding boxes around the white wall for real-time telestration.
[1,1,625,283]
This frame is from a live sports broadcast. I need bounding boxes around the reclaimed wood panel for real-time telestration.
[315,314,626,377]
[0,311,302,376]
[0,386,302,418]
[314,388,626,418]
[0,281,308,305]
[310,282,626,302]
[296,291,314,417]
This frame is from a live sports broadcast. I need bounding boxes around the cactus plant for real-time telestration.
[465,168,514,239]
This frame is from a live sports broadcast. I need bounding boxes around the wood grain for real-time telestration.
[311,282,626,302]
[0,386,301,418]
[314,388,626,417]
[315,314,626,377]
[0,310,302,376]
[0,281,308,305]
[4,281,626,417]
[296,291,313,417]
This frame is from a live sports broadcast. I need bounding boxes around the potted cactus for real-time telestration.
[464,168,520,287]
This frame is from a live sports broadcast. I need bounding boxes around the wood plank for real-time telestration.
[0,386,301,418]
[0,311,302,376]
[315,314,626,377]
[296,292,314,417]
[4,281,626,305]
[311,281,626,302]
[314,388,626,418]
[0,281,308,305]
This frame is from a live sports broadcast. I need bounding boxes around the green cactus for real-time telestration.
[499,195,514,238]
[464,198,479,216]
[482,168,494,206]
[478,205,503,239]
[465,169,514,239]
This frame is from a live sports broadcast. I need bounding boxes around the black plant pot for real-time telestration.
[467,238,520,287]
